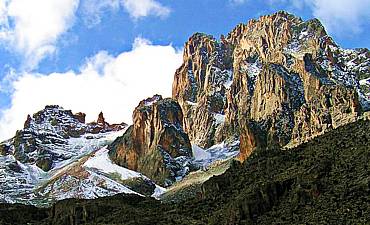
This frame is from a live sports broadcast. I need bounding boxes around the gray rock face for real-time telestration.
[172,11,368,159]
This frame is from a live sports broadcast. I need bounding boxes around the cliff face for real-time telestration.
[172,33,234,148]
[172,11,368,159]
[109,95,192,186]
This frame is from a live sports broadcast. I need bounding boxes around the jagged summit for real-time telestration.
[172,11,369,160]
[139,94,162,107]
[20,105,126,138]
[0,105,129,205]
[97,111,105,124]
[1,105,127,171]
[109,95,193,186]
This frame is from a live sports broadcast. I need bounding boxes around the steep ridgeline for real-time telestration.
[0,105,128,204]
[109,95,193,186]
[1,105,125,172]
[172,11,370,160]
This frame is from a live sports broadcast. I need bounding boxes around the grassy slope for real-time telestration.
[0,119,369,225]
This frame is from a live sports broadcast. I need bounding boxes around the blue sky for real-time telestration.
[0,0,369,140]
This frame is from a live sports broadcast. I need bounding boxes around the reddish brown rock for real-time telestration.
[109,95,192,186]
[73,112,86,124]
[24,115,32,129]
[97,112,105,125]
[88,112,126,134]
[172,11,367,161]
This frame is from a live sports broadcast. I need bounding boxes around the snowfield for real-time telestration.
[192,141,239,168]
[84,147,142,180]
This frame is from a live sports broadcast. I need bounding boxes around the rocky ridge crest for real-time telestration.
[109,95,193,186]
[172,11,369,160]
[1,105,126,171]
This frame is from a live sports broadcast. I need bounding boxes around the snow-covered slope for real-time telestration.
[0,106,165,206]
[0,105,239,206]
[192,141,239,168]
[159,142,240,202]
[0,130,134,205]
[34,146,162,205]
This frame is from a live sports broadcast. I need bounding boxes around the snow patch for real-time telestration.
[84,147,142,180]
[186,101,198,106]
[144,95,161,106]
[360,78,370,86]
[192,141,239,169]
[151,185,166,199]
[213,113,226,125]
[192,144,211,161]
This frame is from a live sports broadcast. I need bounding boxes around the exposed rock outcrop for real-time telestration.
[172,11,368,160]
[0,144,8,156]
[3,105,127,172]
[109,95,193,186]
[87,112,126,134]
[172,33,234,148]
[0,106,129,205]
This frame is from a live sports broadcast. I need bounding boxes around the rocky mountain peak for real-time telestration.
[139,94,163,107]
[172,12,369,161]
[0,105,127,172]
[73,112,86,123]
[24,114,32,129]
[0,11,369,209]
[97,112,105,125]
[109,95,192,186]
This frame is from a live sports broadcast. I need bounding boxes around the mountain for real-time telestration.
[0,10,369,224]
[106,11,369,202]
[1,112,369,225]
[108,95,193,186]
[0,103,236,205]
[172,11,369,161]
[0,105,166,205]
[107,94,239,188]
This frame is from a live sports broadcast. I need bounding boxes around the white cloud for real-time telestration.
[269,0,370,35]
[308,0,370,35]
[0,38,183,140]
[0,0,79,69]
[80,0,170,26]
[81,0,120,28]
[121,0,170,19]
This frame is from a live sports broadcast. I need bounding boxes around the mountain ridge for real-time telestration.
[0,11,369,219]
[1,115,368,225]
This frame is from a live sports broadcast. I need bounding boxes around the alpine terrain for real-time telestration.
[0,11,369,225]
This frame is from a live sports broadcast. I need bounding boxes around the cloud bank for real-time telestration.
[122,0,170,19]
[0,0,79,69]
[0,38,183,140]
[0,0,171,69]
[307,0,370,35]
[81,0,171,27]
